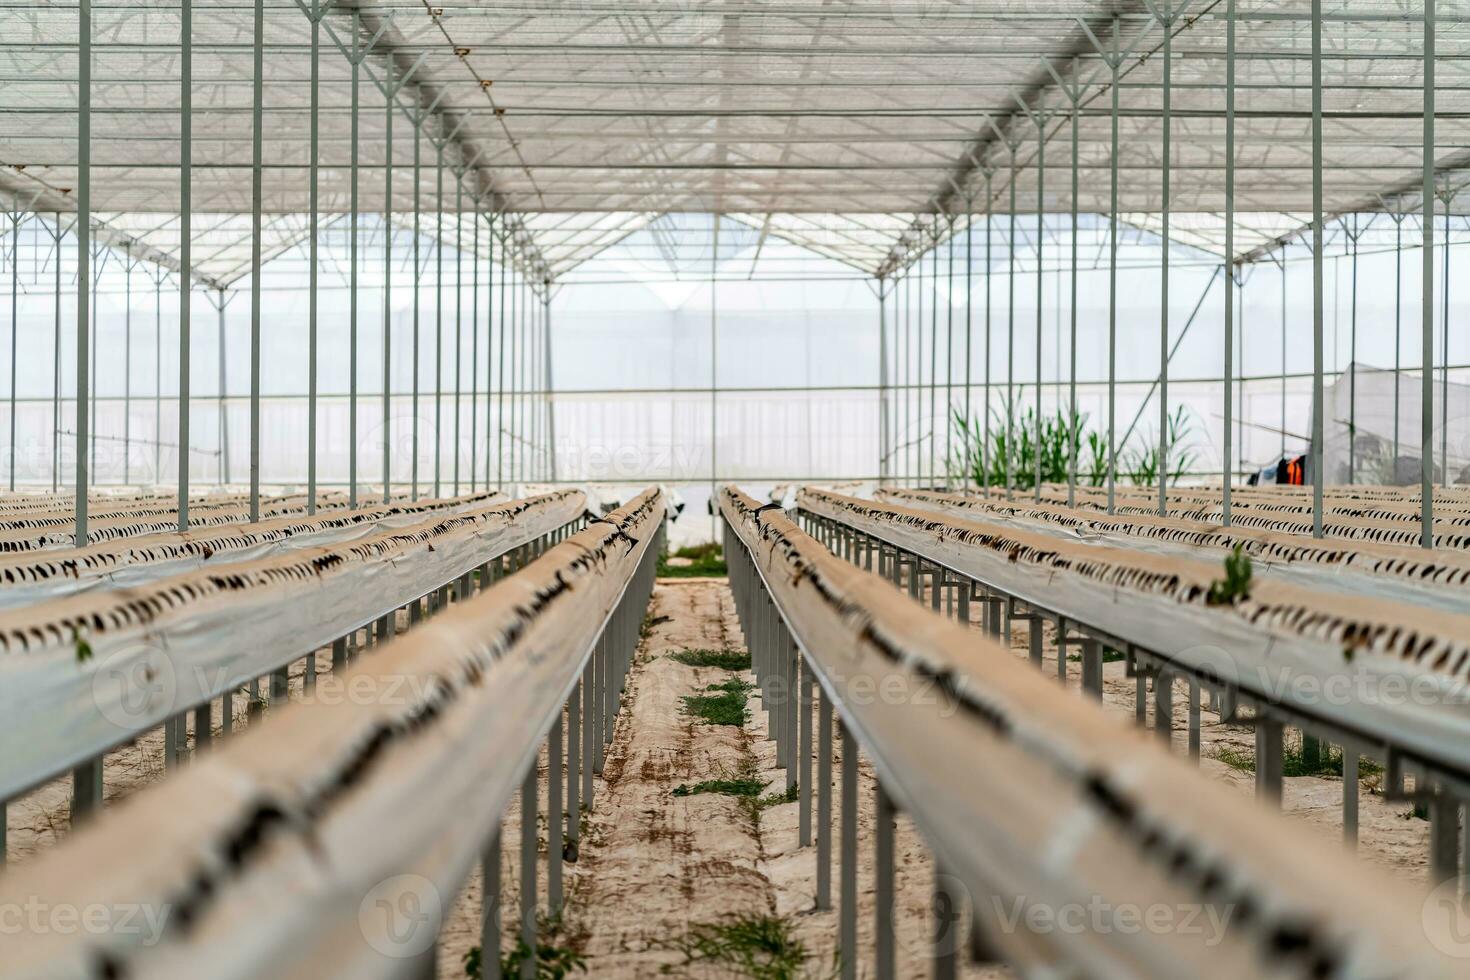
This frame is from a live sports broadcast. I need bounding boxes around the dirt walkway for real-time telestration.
[554,576,1009,979]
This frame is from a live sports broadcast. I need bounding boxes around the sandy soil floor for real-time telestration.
[435,576,1011,979]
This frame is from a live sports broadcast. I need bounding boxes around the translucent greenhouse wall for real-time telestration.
[2,212,1468,538]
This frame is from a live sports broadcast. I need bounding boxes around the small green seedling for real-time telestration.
[1205,544,1252,606]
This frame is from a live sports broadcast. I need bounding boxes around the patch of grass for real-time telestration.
[640,612,671,641]
[1067,648,1126,664]
[670,648,751,670]
[756,783,799,811]
[682,677,751,726]
[464,914,587,979]
[673,777,766,798]
[660,912,813,980]
[1208,738,1384,779]
[658,542,728,578]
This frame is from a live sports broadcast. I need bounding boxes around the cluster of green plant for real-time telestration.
[682,677,752,726]
[1210,739,1383,779]
[1205,545,1253,606]
[657,542,728,578]
[464,915,587,980]
[660,912,813,980]
[673,777,767,798]
[946,402,1199,492]
[669,648,751,670]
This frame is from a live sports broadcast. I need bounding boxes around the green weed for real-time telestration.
[670,648,751,671]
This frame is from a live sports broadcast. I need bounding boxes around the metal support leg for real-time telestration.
[1343,749,1359,848]
[194,701,212,754]
[798,653,813,845]
[1255,717,1284,808]
[1154,669,1174,748]
[839,718,858,980]
[1430,795,1460,886]
[1081,639,1103,699]
[481,825,501,980]
[567,682,580,861]
[1188,677,1200,760]
[817,690,833,910]
[519,765,538,980]
[71,757,104,825]
[548,714,563,911]
[875,782,896,980]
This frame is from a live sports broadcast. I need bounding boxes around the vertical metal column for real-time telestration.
[1423,0,1436,545]
[383,67,395,506]
[1156,0,1173,516]
[496,225,507,488]
[1031,110,1044,501]
[248,0,262,522]
[839,719,858,980]
[879,277,889,481]
[433,128,445,499]
[306,4,320,512]
[544,291,556,481]
[1311,0,1325,539]
[1006,141,1017,499]
[410,101,422,500]
[75,0,90,546]
[1223,0,1235,525]
[9,211,20,492]
[470,208,480,492]
[964,196,974,492]
[348,13,361,508]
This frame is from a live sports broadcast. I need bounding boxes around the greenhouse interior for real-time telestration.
[3,2,1470,978]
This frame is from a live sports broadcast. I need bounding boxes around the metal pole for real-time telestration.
[307,5,319,513]
[75,0,89,545]
[122,258,131,486]
[1107,23,1119,515]
[929,224,938,486]
[382,66,394,506]
[9,211,19,492]
[879,277,889,482]
[1348,217,1358,484]
[348,14,360,509]
[411,101,421,500]
[1006,143,1017,499]
[1223,0,1235,525]
[434,133,444,498]
[965,196,974,493]
[1422,0,1435,546]
[1394,212,1403,463]
[216,291,228,484]
[984,172,992,496]
[249,0,262,522]
[470,208,479,491]
[1068,88,1079,505]
[1311,0,1325,539]
[711,214,719,524]
[1158,2,1172,516]
[544,291,556,481]
[1033,116,1044,501]
[178,0,191,524]
[496,222,506,489]
[454,172,462,494]
[945,217,955,486]
[52,217,61,493]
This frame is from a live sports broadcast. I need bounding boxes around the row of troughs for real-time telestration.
[0,476,1466,976]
